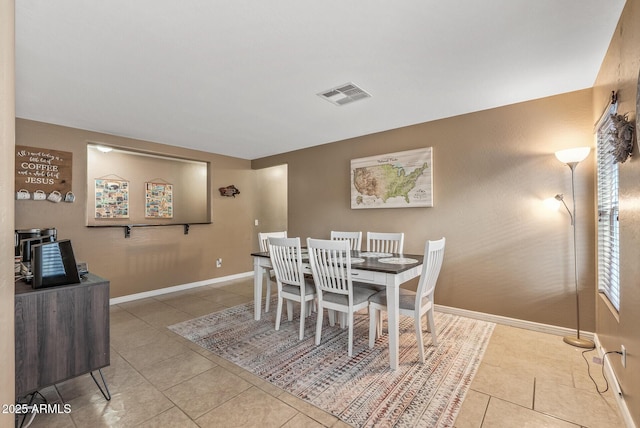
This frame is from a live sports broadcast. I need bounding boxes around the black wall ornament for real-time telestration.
[609,112,635,164]
[636,66,640,150]
[219,185,240,197]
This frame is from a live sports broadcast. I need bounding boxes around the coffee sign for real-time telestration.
[15,145,73,194]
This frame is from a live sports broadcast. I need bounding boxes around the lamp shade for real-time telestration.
[544,197,562,211]
[555,147,590,164]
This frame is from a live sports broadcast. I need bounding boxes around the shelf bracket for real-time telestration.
[124,225,132,239]
[184,224,190,235]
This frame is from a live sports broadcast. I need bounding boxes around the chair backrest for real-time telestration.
[366,232,405,253]
[330,231,362,251]
[307,238,352,297]
[258,231,287,252]
[416,238,446,303]
[267,237,305,288]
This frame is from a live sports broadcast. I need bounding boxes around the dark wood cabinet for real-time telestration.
[14,274,110,398]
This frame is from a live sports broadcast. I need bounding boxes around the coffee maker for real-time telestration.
[15,228,57,276]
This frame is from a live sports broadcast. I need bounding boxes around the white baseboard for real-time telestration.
[593,335,636,428]
[109,271,254,305]
[434,304,594,339]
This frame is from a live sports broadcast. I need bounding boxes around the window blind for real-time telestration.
[596,102,620,311]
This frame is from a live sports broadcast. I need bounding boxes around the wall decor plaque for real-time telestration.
[636,66,640,142]
[145,182,173,218]
[95,179,129,218]
[15,145,72,194]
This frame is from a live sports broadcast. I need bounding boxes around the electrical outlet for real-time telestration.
[621,345,626,368]
[255,219,259,226]
[216,258,222,268]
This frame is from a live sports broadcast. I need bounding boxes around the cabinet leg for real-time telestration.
[16,391,40,428]
[90,369,111,401]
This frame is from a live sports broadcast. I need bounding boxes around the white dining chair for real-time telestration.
[258,231,287,312]
[366,232,404,253]
[307,238,378,356]
[368,237,445,363]
[330,231,362,251]
[268,237,316,340]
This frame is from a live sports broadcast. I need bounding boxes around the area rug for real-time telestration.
[168,300,494,427]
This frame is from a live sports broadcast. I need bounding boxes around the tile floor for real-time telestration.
[19,277,626,427]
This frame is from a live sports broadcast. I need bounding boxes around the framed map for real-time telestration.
[145,182,173,218]
[95,179,129,218]
[351,147,433,209]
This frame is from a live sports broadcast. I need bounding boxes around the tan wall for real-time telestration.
[253,89,597,331]
[593,0,640,424]
[0,0,15,421]
[15,119,257,298]
[255,164,288,240]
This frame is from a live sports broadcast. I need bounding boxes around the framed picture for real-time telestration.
[145,182,173,219]
[350,147,433,209]
[95,179,129,218]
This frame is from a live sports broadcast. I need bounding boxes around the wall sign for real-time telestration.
[15,145,73,194]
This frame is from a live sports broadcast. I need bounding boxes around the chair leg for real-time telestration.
[427,309,438,347]
[315,305,324,345]
[264,274,272,313]
[348,311,354,357]
[275,296,283,331]
[415,312,425,363]
[299,298,306,340]
[340,312,348,329]
[286,300,294,321]
[328,309,336,326]
[368,307,377,348]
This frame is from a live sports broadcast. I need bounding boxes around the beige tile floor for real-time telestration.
[19,277,626,427]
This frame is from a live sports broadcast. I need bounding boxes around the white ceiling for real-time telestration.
[15,1,626,160]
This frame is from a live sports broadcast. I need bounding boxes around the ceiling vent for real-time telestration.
[317,82,371,106]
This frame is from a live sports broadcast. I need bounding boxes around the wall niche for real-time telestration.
[86,143,211,228]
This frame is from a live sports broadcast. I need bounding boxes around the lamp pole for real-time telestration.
[561,161,595,349]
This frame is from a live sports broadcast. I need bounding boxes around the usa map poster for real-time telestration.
[351,147,433,209]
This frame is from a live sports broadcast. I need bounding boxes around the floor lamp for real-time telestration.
[555,147,595,349]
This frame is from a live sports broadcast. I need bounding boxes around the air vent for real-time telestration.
[318,82,371,106]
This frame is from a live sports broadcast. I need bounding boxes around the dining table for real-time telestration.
[251,249,424,370]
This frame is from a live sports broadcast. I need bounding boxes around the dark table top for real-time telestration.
[251,250,424,275]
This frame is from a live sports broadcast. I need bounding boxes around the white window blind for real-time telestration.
[596,102,620,311]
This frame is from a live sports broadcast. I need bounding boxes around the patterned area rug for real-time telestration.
[168,300,494,427]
